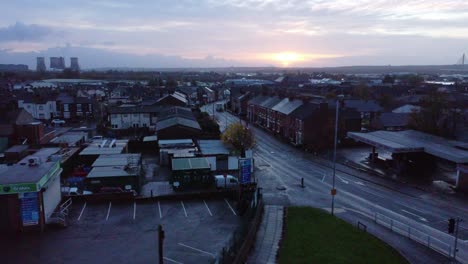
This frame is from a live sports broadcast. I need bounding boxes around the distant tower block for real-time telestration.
[70,57,80,71]
[36,57,46,72]
[50,57,65,70]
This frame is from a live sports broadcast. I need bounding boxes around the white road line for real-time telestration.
[178,243,215,257]
[321,174,326,182]
[133,202,136,220]
[158,201,162,219]
[401,209,428,222]
[224,199,237,216]
[181,201,188,217]
[163,257,184,264]
[203,200,213,216]
[77,202,87,221]
[355,181,366,186]
[106,202,112,221]
[337,176,349,184]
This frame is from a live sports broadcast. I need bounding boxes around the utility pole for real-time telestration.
[158,224,165,264]
[452,218,463,262]
[331,99,339,216]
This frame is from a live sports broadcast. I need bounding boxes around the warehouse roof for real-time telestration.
[92,154,141,167]
[172,157,210,171]
[79,139,128,156]
[348,130,468,163]
[87,166,139,178]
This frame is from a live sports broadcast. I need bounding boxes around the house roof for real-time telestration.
[158,106,195,121]
[92,153,141,167]
[108,105,163,114]
[272,98,303,115]
[342,99,383,113]
[392,104,421,114]
[0,109,36,125]
[248,95,268,106]
[157,92,189,105]
[87,166,139,178]
[156,117,201,131]
[378,113,410,127]
[260,97,282,108]
[290,102,322,119]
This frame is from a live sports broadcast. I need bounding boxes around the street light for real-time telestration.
[331,95,343,216]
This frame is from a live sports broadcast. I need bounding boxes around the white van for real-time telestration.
[214,175,239,189]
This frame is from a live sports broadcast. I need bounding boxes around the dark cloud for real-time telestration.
[0,22,53,42]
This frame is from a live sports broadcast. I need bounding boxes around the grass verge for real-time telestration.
[278,207,408,264]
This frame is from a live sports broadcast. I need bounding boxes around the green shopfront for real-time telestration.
[0,161,62,233]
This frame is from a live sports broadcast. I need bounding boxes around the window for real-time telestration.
[77,104,82,112]
[133,114,138,117]
[63,104,69,112]
[38,105,44,110]
[123,114,128,117]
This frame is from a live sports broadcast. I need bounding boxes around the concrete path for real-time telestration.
[248,205,284,264]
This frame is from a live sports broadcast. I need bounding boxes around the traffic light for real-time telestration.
[448,218,456,234]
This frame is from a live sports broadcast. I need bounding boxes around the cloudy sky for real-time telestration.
[0,0,467,68]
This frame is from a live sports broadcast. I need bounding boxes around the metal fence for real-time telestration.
[212,189,264,264]
[374,212,467,264]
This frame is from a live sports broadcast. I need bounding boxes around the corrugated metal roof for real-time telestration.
[198,140,230,155]
[79,139,128,156]
[92,154,141,167]
[172,157,210,171]
[348,130,468,163]
[87,166,139,178]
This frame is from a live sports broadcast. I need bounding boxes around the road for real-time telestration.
[203,103,468,263]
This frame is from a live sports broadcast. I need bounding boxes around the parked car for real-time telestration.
[214,175,239,189]
[52,119,66,126]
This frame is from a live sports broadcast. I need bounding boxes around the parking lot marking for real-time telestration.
[106,202,112,221]
[224,199,237,216]
[158,201,162,219]
[181,201,188,217]
[133,202,136,220]
[321,173,326,182]
[77,202,87,221]
[203,200,213,216]
[178,243,215,257]
[163,257,184,264]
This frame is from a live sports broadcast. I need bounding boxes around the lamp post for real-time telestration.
[331,98,340,216]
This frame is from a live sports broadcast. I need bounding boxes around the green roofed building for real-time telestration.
[171,157,212,190]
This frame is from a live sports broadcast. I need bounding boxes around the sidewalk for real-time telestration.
[248,205,284,264]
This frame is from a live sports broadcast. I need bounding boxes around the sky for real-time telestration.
[0,0,467,69]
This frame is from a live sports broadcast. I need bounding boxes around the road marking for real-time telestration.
[181,201,188,217]
[158,201,162,219]
[106,202,112,221]
[321,174,326,182]
[77,202,87,221]
[203,200,213,216]
[355,181,366,186]
[163,257,184,264]
[337,176,349,184]
[224,199,237,216]
[178,243,215,257]
[133,202,136,220]
[401,209,428,222]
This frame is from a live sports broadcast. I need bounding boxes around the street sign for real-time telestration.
[331,189,337,196]
[239,158,252,184]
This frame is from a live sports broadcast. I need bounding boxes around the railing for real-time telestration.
[374,212,467,263]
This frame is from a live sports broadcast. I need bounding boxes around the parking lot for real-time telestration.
[0,198,241,264]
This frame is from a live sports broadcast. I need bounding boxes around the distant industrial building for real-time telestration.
[70,57,80,71]
[36,57,46,72]
[50,57,65,70]
[0,64,29,72]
